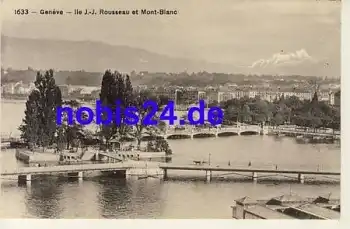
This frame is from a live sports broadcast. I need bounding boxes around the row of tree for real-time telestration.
[219,92,340,130]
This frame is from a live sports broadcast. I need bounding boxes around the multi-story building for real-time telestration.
[218,91,236,103]
[235,89,245,99]
[206,90,219,104]
[2,83,16,94]
[176,88,199,105]
[248,90,258,98]
[257,90,276,102]
[198,91,206,101]
[153,87,176,101]
[318,91,331,103]
[281,89,312,101]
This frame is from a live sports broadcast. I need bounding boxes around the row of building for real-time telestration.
[1,82,340,106]
[1,82,100,99]
[149,86,339,106]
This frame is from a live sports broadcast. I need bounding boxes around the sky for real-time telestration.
[1,0,341,76]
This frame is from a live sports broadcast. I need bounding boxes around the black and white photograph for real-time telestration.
[0,0,342,220]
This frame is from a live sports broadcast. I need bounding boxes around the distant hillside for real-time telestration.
[1,36,339,77]
[1,36,231,73]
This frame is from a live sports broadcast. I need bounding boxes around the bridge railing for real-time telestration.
[239,125,261,132]
[217,127,240,133]
[166,125,263,135]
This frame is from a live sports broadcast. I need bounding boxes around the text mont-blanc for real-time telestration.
[140,9,177,15]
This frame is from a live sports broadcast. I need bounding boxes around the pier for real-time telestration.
[1,161,340,185]
[159,164,340,183]
[1,163,132,184]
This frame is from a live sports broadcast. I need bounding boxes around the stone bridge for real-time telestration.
[160,125,265,139]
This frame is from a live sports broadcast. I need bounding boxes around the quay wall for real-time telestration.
[15,148,60,165]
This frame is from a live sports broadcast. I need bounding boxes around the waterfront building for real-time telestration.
[1,83,16,94]
[231,194,340,219]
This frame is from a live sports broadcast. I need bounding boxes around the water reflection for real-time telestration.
[24,178,64,218]
[97,178,132,218]
[97,178,164,218]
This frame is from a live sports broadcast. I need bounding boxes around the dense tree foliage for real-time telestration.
[147,138,172,155]
[221,93,340,131]
[19,70,62,149]
[57,100,87,150]
[99,70,129,142]
[129,90,161,148]
[99,69,173,152]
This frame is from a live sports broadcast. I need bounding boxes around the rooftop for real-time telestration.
[231,195,340,220]
[266,194,305,205]
[235,196,258,205]
[245,205,295,219]
[292,203,340,219]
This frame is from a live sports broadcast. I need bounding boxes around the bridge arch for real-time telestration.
[240,130,260,135]
[217,131,239,137]
[192,133,216,138]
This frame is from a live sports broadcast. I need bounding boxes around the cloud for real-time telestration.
[250,49,315,68]
[139,58,149,63]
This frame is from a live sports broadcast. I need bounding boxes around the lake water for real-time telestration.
[0,100,341,218]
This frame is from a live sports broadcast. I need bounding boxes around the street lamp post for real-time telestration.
[208,153,211,165]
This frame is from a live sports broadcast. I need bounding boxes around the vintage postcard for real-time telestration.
[0,0,342,222]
